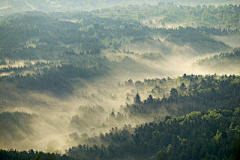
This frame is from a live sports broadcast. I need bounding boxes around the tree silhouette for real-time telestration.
[180,83,187,91]
[147,95,153,103]
[134,93,141,104]
[170,88,178,98]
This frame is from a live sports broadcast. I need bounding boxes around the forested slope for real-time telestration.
[66,74,240,160]
[193,48,240,73]
[67,107,240,160]
[1,74,240,159]
[97,3,240,31]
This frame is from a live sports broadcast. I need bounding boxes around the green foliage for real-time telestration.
[0,59,110,95]
[170,88,178,98]
[194,49,240,71]
[96,3,240,32]
[0,11,145,60]
[62,75,240,159]
[124,74,240,120]
[140,52,164,60]
[156,150,166,160]
[66,106,240,160]
[161,26,231,53]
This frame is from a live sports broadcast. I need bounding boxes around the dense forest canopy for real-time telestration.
[0,0,240,160]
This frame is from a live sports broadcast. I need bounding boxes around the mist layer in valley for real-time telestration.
[1,48,239,152]
[0,1,240,157]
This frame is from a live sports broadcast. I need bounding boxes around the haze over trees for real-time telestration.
[0,0,240,160]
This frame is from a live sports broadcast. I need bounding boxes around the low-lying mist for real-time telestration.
[0,33,239,153]
[211,34,240,48]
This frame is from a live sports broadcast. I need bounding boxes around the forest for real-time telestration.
[0,0,240,160]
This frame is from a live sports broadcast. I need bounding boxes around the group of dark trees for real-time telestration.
[66,108,240,160]
[0,61,110,94]
[162,27,231,53]
[127,74,240,117]
[0,149,72,160]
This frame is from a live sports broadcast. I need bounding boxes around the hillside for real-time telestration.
[1,74,240,159]
[193,49,240,74]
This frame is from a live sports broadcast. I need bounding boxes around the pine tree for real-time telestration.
[134,93,141,104]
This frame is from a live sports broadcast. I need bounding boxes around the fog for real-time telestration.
[0,77,155,152]
[0,0,155,16]
[0,0,239,155]
[211,34,240,48]
[1,42,235,152]
[1,0,240,16]
[0,43,238,153]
